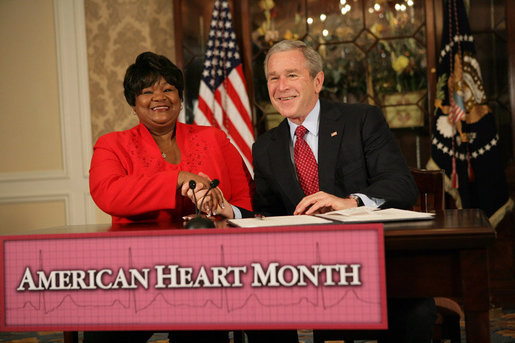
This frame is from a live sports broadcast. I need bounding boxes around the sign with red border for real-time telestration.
[1,224,387,331]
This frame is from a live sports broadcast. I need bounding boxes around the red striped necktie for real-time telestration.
[294,125,319,195]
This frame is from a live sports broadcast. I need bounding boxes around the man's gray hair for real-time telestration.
[264,40,323,78]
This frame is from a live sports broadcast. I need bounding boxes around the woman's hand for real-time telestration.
[191,186,234,218]
[178,171,209,193]
[192,173,235,218]
[293,191,358,215]
[179,171,229,217]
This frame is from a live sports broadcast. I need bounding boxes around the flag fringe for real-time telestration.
[489,198,514,229]
[427,158,514,228]
[427,158,463,209]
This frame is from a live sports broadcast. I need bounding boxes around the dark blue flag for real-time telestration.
[428,0,513,226]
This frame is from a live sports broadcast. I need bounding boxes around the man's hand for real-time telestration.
[188,186,234,218]
[180,172,234,218]
[294,191,358,215]
[179,171,225,215]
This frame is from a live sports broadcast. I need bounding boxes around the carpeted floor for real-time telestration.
[1,308,514,342]
[489,308,515,343]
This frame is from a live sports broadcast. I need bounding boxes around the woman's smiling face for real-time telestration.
[133,76,182,133]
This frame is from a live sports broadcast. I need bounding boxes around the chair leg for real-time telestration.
[432,300,462,343]
[441,315,461,343]
[233,330,245,343]
[313,330,356,343]
[63,331,79,343]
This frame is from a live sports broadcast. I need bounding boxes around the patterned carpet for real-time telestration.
[1,308,514,342]
[490,308,515,343]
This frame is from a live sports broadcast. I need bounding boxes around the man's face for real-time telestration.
[266,49,324,125]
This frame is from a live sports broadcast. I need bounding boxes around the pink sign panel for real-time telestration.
[1,224,387,331]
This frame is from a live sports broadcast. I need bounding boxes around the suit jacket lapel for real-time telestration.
[269,119,305,207]
[318,100,344,192]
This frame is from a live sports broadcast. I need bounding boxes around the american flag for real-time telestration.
[194,0,254,172]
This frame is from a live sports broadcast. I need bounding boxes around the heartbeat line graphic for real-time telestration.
[7,241,380,319]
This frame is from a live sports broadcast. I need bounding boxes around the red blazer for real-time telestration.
[90,122,253,223]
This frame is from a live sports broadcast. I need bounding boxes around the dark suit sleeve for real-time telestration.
[358,106,418,209]
[236,206,255,218]
[252,137,290,216]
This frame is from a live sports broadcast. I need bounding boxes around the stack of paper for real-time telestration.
[227,215,332,228]
[316,207,435,223]
[227,207,434,228]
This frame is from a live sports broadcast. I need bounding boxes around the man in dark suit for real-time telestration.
[253,39,417,217]
[253,99,419,214]
[247,40,436,343]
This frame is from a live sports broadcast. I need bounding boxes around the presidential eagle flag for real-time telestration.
[428,0,513,227]
[194,0,254,173]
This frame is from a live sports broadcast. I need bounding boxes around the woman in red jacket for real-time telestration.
[87,52,253,343]
[89,52,253,225]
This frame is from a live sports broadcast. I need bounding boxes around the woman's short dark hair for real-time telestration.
[123,52,184,106]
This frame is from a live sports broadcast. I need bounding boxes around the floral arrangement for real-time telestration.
[320,47,368,103]
[251,0,300,47]
[368,1,427,95]
[369,39,427,95]
[251,0,427,103]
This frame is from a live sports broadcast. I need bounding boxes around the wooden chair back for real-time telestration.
[410,167,445,212]
[411,169,463,342]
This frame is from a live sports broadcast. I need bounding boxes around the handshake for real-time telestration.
[188,178,220,217]
[179,171,234,222]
